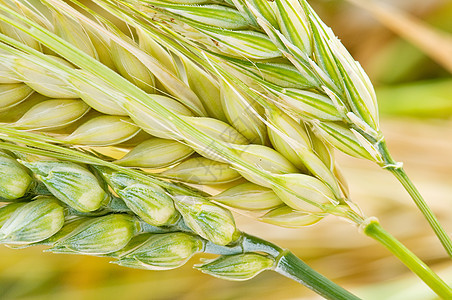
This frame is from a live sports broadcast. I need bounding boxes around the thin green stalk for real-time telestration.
[378,141,452,258]
[275,251,360,300]
[363,219,452,298]
[242,234,361,300]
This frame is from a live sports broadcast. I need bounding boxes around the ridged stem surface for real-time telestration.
[378,140,452,258]
[364,219,452,298]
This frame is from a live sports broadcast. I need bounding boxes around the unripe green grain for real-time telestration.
[195,253,274,281]
[211,182,283,210]
[162,156,241,184]
[21,160,108,212]
[13,98,90,130]
[115,138,194,168]
[0,83,33,110]
[0,151,32,200]
[260,205,324,227]
[50,214,138,255]
[113,232,203,270]
[174,195,237,246]
[0,196,65,245]
[65,116,140,146]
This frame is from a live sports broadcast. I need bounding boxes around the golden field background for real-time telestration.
[1,0,452,299]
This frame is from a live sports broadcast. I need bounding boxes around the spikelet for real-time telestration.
[179,116,249,161]
[232,144,298,188]
[124,95,194,139]
[115,138,194,168]
[211,182,283,210]
[86,28,117,70]
[183,116,249,145]
[266,108,311,171]
[220,79,267,144]
[197,28,281,59]
[0,9,41,51]
[97,168,178,226]
[21,160,108,212]
[111,36,156,93]
[13,55,79,98]
[174,195,237,246]
[113,232,203,270]
[123,27,207,116]
[161,156,241,185]
[236,61,319,89]
[273,173,336,213]
[137,27,179,77]
[13,99,90,130]
[0,150,32,200]
[181,57,227,121]
[195,253,274,281]
[276,88,342,122]
[0,196,65,245]
[160,3,249,30]
[49,214,138,255]
[69,69,128,115]
[65,116,140,146]
[260,205,324,227]
[312,120,375,161]
[0,83,33,110]
[273,0,311,54]
[240,0,278,28]
[267,108,341,196]
[52,10,98,59]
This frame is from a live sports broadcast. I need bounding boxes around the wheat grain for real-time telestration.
[260,205,324,228]
[49,214,139,254]
[161,156,242,185]
[114,138,194,168]
[195,253,275,281]
[20,159,108,212]
[220,77,267,144]
[64,115,141,146]
[112,232,204,270]
[0,150,32,199]
[0,196,64,245]
[0,83,33,110]
[97,167,179,226]
[210,182,284,211]
[13,98,90,130]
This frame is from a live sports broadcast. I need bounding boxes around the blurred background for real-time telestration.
[1,0,452,299]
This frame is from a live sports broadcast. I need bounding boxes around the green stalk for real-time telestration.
[378,141,452,258]
[241,234,361,300]
[363,219,452,298]
[206,233,361,299]
[275,251,360,300]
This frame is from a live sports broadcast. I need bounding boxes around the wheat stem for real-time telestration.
[378,140,452,258]
[275,251,360,300]
[363,219,452,298]
[204,233,360,299]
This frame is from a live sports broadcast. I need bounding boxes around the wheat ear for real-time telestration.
[0,0,451,297]
[122,0,452,257]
